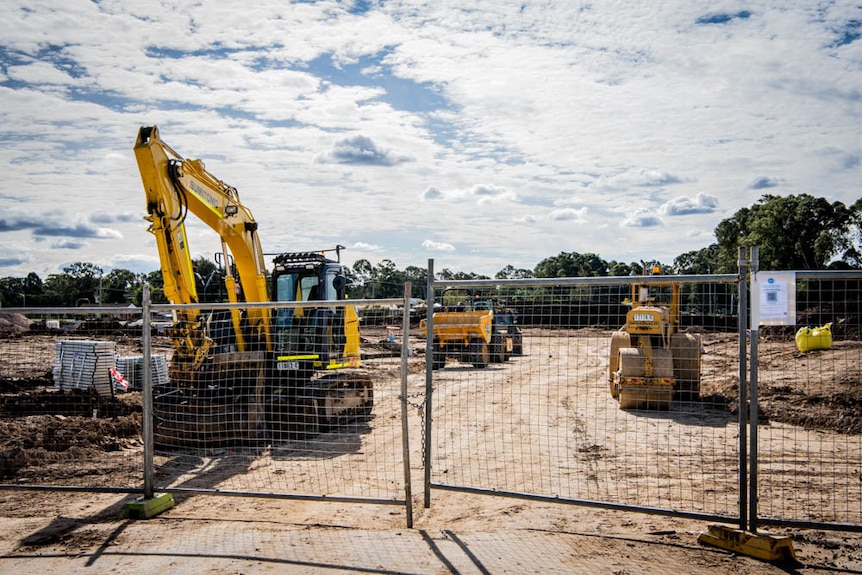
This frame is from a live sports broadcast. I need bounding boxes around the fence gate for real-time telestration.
[422,261,745,525]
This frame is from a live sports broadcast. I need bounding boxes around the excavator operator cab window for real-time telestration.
[272,266,346,357]
[273,266,346,322]
[274,272,320,329]
[274,273,320,303]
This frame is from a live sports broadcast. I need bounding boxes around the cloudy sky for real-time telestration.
[1,1,860,280]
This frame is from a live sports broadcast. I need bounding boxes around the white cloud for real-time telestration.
[51,238,85,250]
[548,207,588,222]
[621,209,664,228]
[468,183,516,204]
[659,193,720,216]
[419,183,516,204]
[315,134,414,166]
[514,214,539,224]
[593,169,685,192]
[420,185,443,201]
[95,227,123,239]
[422,239,456,252]
[351,241,382,251]
[749,176,782,190]
[7,63,75,86]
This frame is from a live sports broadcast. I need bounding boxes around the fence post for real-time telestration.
[424,259,434,508]
[141,284,154,499]
[748,246,761,533]
[737,247,749,531]
[400,282,414,528]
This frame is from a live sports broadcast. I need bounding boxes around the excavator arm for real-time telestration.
[134,125,272,366]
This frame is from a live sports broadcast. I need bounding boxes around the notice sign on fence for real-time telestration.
[752,271,796,326]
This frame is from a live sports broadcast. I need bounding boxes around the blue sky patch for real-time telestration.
[833,19,861,47]
[305,50,450,114]
[696,11,752,25]
[347,0,374,15]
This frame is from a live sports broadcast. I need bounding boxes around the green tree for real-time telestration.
[436,268,456,281]
[607,261,637,276]
[673,246,719,275]
[133,270,167,304]
[102,268,140,304]
[22,272,44,305]
[845,197,862,267]
[192,256,226,302]
[372,259,400,298]
[348,258,374,298]
[534,252,609,277]
[0,276,26,307]
[0,272,47,306]
[43,262,103,306]
[401,265,428,298]
[714,194,858,271]
[495,265,533,279]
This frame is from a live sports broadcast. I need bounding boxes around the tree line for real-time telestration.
[1,193,859,307]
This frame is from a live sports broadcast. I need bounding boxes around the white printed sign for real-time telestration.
[752,271,796,326]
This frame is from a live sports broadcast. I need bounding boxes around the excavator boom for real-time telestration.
[134,125,271,358]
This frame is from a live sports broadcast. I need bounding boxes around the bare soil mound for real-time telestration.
[0,313,31,335]
[0,388,141,479]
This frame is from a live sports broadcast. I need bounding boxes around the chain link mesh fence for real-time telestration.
[0,300,413,520]
[425,275,744,521]
[0,307,147,490]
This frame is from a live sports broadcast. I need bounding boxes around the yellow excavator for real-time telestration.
[134,125,371,445]
[608,267,701,409]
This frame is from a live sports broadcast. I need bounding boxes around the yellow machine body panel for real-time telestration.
[625,307,669,336]
[421,310,493,345]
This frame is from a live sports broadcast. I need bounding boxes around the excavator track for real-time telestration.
[312,370,374,428]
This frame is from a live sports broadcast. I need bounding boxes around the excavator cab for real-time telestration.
[267,251,367,434]
[270,252,359,370]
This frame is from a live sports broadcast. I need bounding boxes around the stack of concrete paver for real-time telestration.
[53,339,117,397]
[115,354,169,390]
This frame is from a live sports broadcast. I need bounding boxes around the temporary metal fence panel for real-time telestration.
[424,269,744,524]
[0,306,146,492]
[144,295,413,516]
[752,269,862,531]
[0,295,415,526]
[3,266,860,534]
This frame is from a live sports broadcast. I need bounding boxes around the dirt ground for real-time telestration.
[0,321,861,573]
